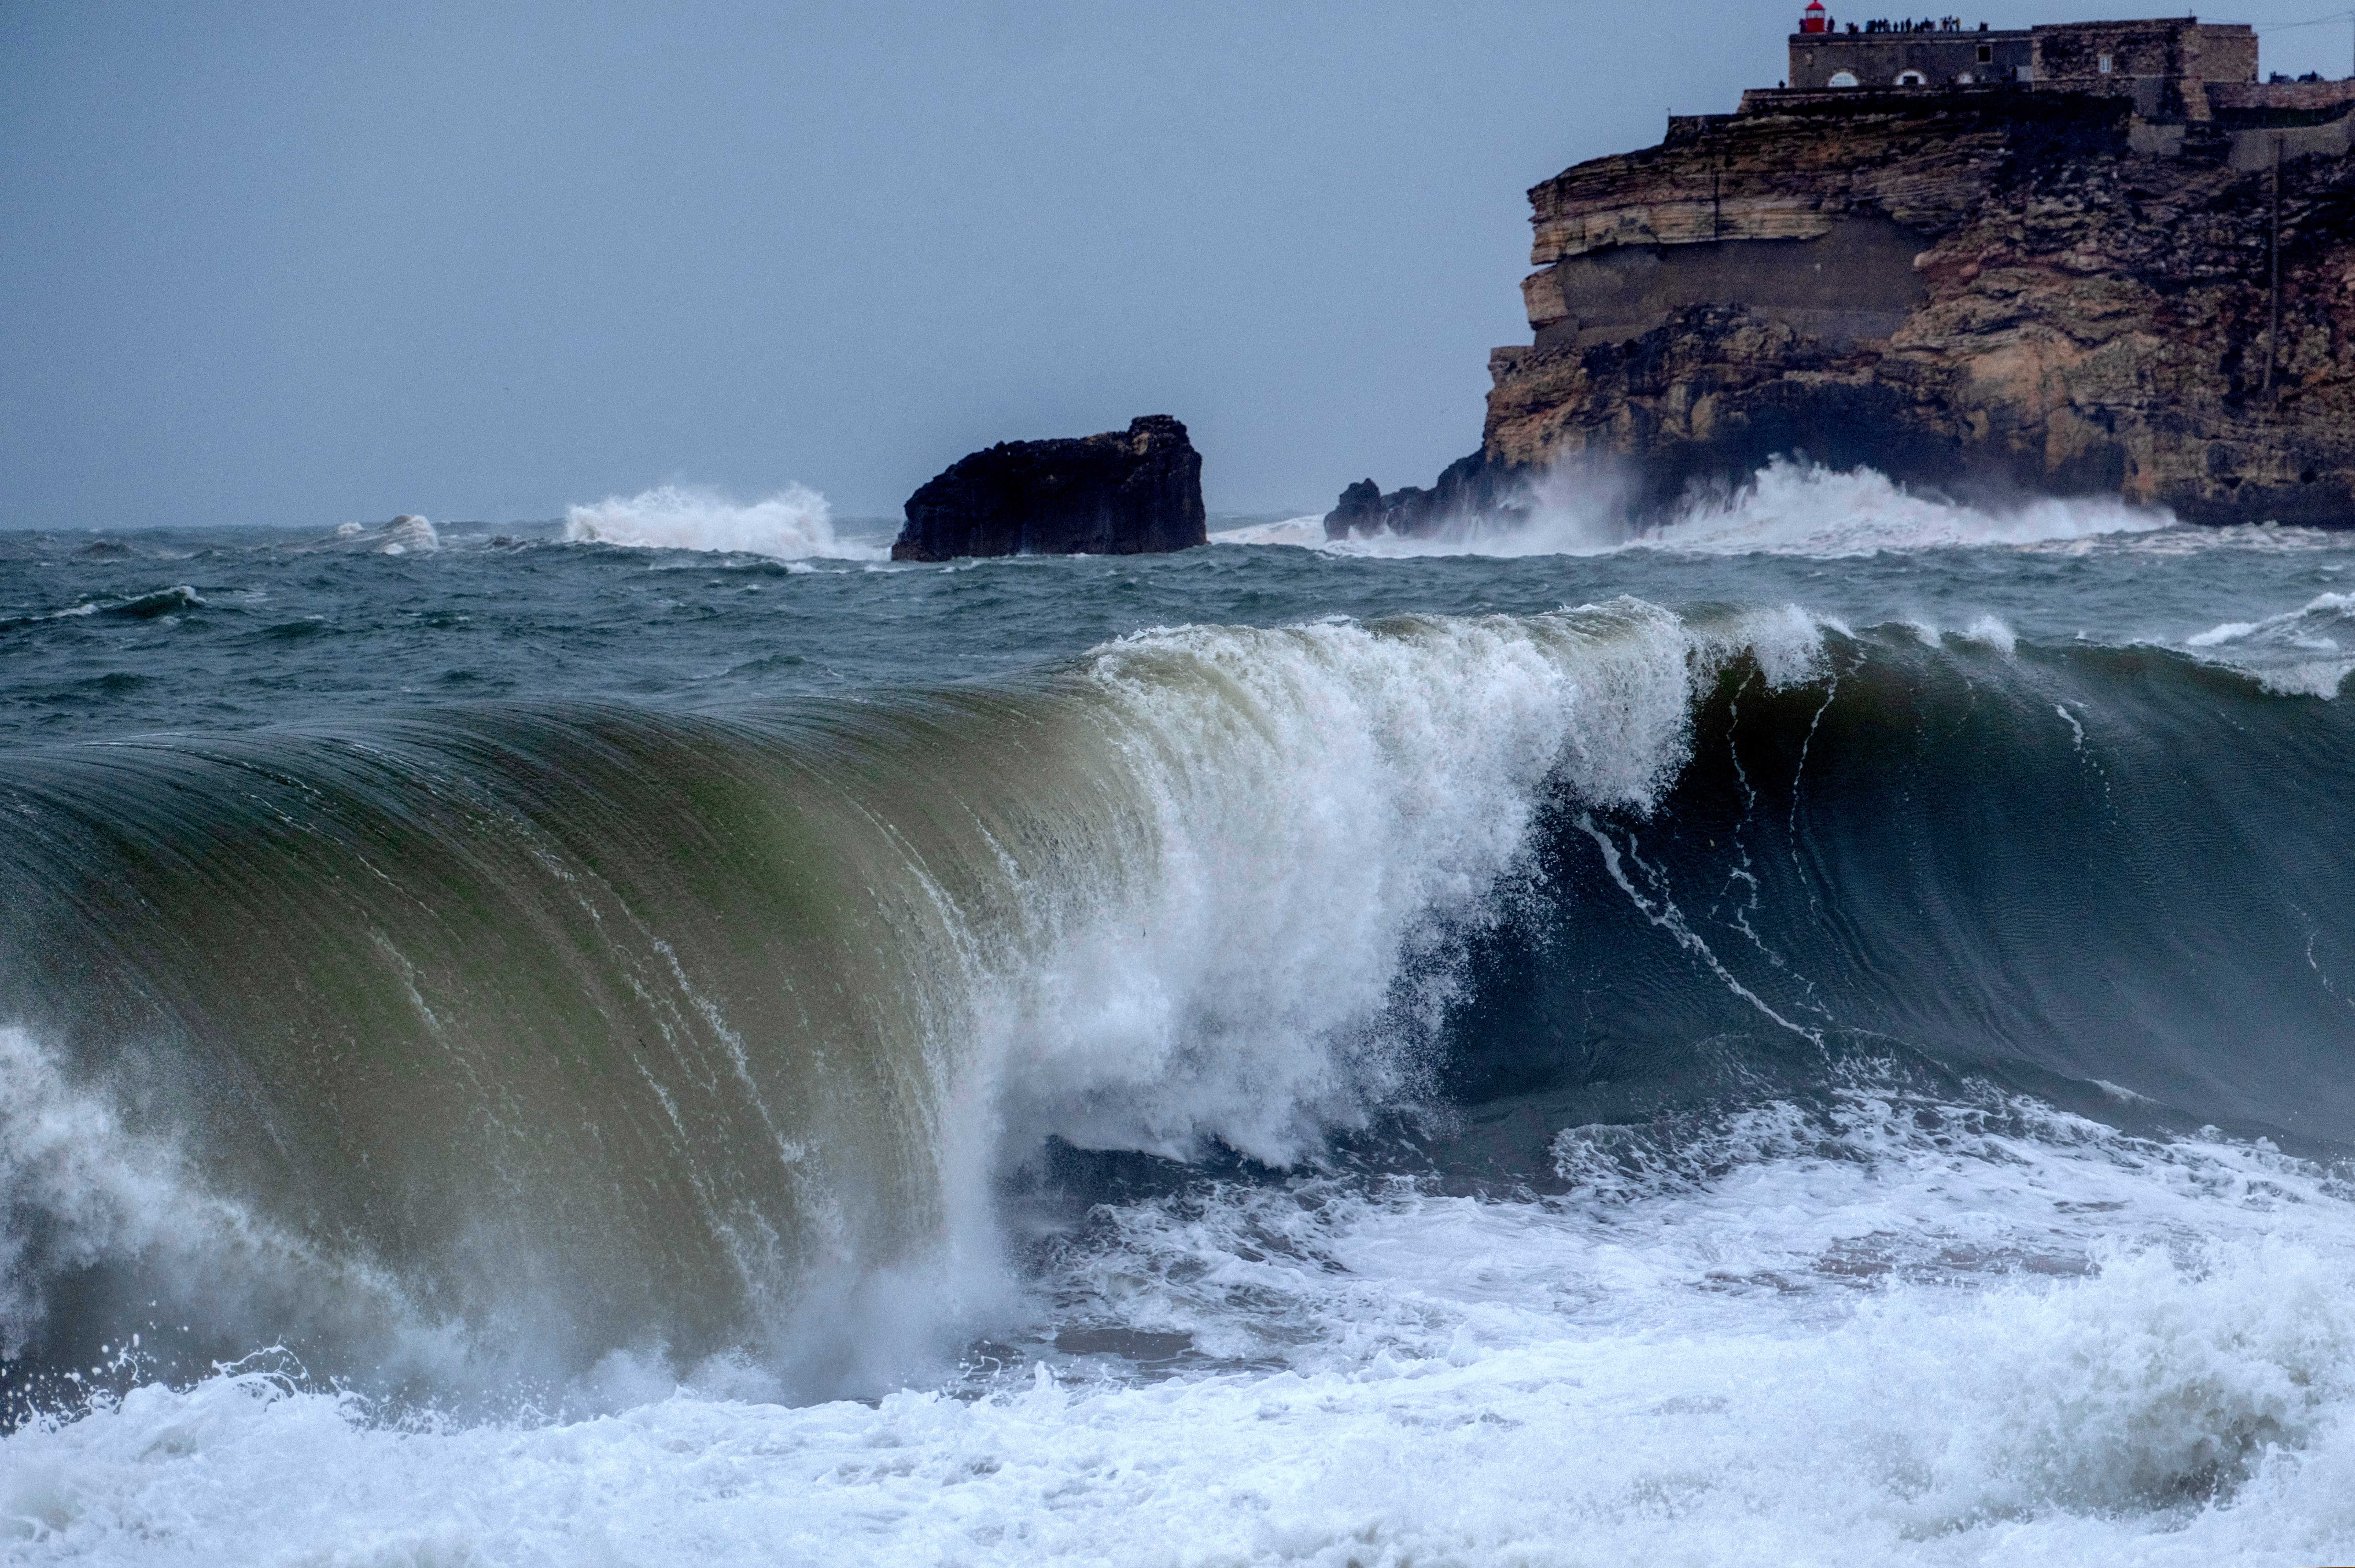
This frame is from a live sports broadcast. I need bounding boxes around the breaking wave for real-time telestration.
[1276,459,2173,559]
[5,590,2355,1559]
[2186,590,2355,698]
[563,484,884,560]
[0,587,202,634]
[0,600,1825,1407]
[333,516,440,555]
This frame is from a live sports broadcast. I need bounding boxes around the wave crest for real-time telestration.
[2185,590,2355,698]
[563,484,882,561]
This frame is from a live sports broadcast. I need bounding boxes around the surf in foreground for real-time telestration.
[4,481,2355,1563]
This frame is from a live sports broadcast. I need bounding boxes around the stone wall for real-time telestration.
[2227,115,2355,170]
[2028,20,2256,119]
[2209,79,2355,123]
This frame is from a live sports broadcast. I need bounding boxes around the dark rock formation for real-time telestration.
[891,415,1207,562]
[1322,453,1506,539]
[1324,479,1385,538]
[1352,75,2355,533]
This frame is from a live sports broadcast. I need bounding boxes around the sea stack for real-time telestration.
[1343,14,2355,534]
[891,415,1208,562]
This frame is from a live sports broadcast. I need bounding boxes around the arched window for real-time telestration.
[1896,68,1927,84]
[1829,69,1860,86]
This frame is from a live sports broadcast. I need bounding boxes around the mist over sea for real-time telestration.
[6,464,2355,1564]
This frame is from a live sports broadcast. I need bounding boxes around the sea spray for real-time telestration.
[1633,457,2173,555]
[0,1026,464,1420]
[981,601,1827,1164]
[1304,457,2173,559]
[563,483,882,560]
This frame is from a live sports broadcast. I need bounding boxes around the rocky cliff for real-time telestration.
[1335,85,2355,533]
[893,415,1207,562]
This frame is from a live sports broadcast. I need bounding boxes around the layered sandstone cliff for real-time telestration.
[1338,84,2355,533]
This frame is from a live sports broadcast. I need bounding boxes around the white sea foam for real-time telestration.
[0,1028,201,1359]
[2054,520,2355,560]
[563,484,884,561]
[1960,613,2018,653]
[1209,514,1328,547]
[12,1096,2355,1565]
[1637,460,2171,556]
[0,1026,469,1395]
[1054,1078,2355,1369]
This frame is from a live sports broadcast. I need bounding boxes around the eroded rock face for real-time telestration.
[1435,91,2355,528]
[891,416,1207,561]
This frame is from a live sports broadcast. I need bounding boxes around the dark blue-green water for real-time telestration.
[5,465,2355,1563]
[4,487,2352,743]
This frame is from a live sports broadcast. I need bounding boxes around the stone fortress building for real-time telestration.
[1769,8,2352,138]
[1784,5,2257,115]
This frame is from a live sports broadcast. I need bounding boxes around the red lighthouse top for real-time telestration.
[1800,0,1828,31]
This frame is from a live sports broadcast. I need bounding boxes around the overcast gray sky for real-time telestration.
[4,2,2348,525]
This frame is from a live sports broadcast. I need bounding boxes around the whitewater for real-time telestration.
[4,465,2355,1565]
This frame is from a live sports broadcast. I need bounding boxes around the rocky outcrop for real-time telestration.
[1365,86,2355,531]
[1322,453,1503,539]
[892,416,1207,561]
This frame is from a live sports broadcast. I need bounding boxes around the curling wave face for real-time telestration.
[0,601,1835,1407]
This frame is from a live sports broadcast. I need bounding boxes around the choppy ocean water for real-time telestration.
[4,463,2355,1565]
